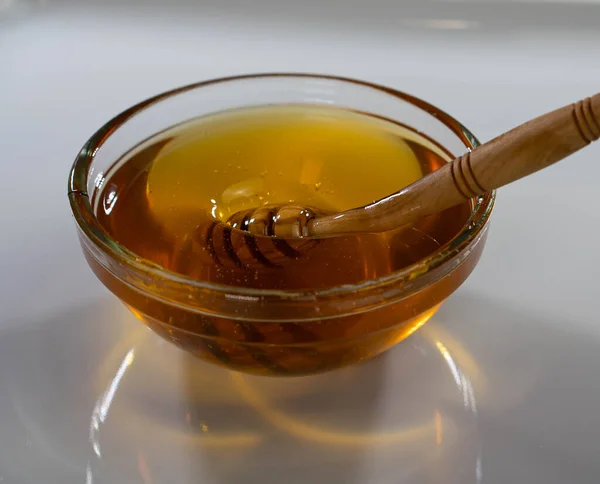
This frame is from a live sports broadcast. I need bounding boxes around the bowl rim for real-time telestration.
[68,73,495,306]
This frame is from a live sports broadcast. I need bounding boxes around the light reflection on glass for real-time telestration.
[302,98,335,105]
[94,172,105,190]
[224,294,261,302]
[103,190,118,215]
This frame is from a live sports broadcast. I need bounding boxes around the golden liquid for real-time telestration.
[98,105,470,290]
[91,105,478,375]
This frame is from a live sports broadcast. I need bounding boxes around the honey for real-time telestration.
[97,105,470,289]
[89,104,478,375]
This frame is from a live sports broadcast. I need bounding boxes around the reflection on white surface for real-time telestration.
[436,341,477,414]
[4,295,600,482]
[401,18,480,30]
[0,0,14,12]
[80,309,481,484]
[99,348,135,421]
[230,372,436,447]
[90,349,135,457]
[85,463,93,484]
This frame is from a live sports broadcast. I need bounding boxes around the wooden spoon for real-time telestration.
[232,93,599,239]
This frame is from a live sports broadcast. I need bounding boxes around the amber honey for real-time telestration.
[88,104,479,375]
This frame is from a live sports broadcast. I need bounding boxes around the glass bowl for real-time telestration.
[68,74,495,376]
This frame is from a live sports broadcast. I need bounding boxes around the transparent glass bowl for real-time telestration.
[68,74,495,376]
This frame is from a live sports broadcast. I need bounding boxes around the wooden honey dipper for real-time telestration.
[197,93,599,270]
[224,93,600,241]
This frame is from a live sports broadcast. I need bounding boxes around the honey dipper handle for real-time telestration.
[309,93,600,237]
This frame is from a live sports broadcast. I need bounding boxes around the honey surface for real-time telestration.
[97,105,471,290]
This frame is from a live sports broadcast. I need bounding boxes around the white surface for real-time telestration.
[1,1,600,483]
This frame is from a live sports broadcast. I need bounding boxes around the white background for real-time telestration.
[1,1,600,483]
